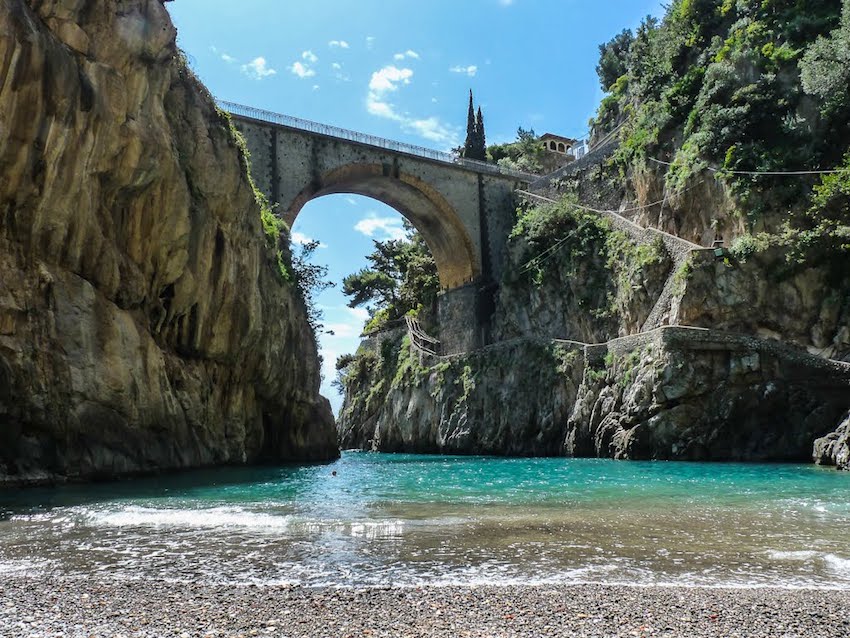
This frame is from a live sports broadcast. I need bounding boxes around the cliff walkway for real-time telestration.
[515,190,706,333]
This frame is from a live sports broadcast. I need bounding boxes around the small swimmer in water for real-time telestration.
[331,470,337,477]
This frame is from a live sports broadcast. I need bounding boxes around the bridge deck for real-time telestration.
[219,100,538,183]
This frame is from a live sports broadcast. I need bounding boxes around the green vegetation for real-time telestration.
[672,259,694,295]
[342,220,439,330]
[509,194,667,321]
[591,0,849,231]
[335,221,440,417]
[462,90,487,161]
[291,239,334,333]
[488,127,547,174]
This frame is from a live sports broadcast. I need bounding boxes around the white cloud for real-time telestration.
[405,117,458,145]
[328,40,350,49]
[221,53,236,64]
[354,214,407,241]
[366,65,414,120]
[394,49,420,61]
[347,307,370,321]
[365,65,460,147]
[313,84,320,91]
[291,231,327,248]
[302,50,318,63]
[289,61,316,78]
[449,64,478,77]
[241,57,277,80]
[369,65,413,93]
[366,36,376,49]
[332,62,350,82]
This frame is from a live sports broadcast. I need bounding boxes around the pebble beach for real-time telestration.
[2,577,848,638]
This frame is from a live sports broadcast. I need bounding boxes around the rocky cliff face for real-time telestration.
[339,334,585,455]
[567,330,849,462]
[672,249,850,361]
[340,328,850,462]
[813,411,850,470]
[0,0,337,485]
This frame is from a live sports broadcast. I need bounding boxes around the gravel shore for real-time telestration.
[1,576,848,638]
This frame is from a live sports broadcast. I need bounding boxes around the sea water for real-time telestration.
[1,452,849,588]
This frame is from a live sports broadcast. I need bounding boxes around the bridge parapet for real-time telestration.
[220,101,538,182]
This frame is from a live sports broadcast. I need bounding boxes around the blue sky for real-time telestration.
[167,0,666,413]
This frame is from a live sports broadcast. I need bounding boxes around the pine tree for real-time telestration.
[463,90,477,159]
[474,106,486,160]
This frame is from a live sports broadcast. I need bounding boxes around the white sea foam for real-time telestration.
[87,506,295,531]
[349,520,404,538]
[766,550,820,561]
[0,558,55,576]
[767,550,850,576]
[824,554,850,575]
[86,506,406,539]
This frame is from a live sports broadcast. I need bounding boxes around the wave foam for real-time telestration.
[87,506,405,538]
[87,506,294,531]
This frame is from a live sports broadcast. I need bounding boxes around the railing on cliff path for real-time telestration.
[405,315,441,357]
[219,100,539,183]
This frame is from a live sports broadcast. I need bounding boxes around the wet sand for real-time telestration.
[2,576,848,637]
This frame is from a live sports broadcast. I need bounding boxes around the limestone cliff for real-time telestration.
[340,328,850,462]
[0,0,338,485]
[339,333,584,455]
[813,411,850,470]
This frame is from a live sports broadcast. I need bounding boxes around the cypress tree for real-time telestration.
[474,106,486,160]
[463,89,477,159]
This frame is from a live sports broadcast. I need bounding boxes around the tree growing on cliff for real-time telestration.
[800,0,850,119]
[342,221,439,327]
[291,239,334,334]
[596,28,634,91]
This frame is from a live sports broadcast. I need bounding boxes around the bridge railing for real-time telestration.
[218,100,538,183]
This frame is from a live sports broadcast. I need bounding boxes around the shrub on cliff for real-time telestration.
[342,221,439,330]
[591,0,848,227]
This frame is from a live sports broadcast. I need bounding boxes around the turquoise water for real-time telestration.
[2,452,850,588]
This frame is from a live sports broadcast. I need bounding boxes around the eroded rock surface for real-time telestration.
[0,0,337,484]
[568,330,850,462]
[339,337,585,456]
[672,249,850,361]
[341,328,850,462]
[813,412,850,470]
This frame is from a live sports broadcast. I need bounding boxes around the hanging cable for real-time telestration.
[648,157,842,176]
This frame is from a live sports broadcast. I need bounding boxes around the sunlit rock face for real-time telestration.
[340,327,850,461]
[0,0,337,485]
[814,412,850,470]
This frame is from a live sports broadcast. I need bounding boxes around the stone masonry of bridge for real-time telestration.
[225,103,532,352]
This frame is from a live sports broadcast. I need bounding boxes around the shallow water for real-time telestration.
[1,453,849,588]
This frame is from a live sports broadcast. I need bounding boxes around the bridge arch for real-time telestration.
[284,164,479,290]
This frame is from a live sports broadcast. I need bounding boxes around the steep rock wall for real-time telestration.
[672,249,850,361]
[568,331,850,462]
[0,0,337,484]
[813,411,850,470]
[340,329,850,462]
[339,336,585,456]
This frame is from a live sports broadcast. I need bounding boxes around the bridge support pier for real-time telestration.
[438,283,490,354]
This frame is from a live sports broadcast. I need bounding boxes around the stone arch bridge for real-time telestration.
[223,102,535,351]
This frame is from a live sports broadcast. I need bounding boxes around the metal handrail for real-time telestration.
[218,100,538,182]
